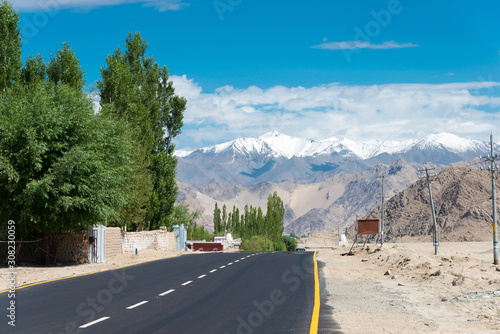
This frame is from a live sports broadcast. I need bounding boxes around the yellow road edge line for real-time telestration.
[0,253,184,294]
[309,251,320,334]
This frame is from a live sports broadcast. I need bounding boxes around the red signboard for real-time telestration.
[357,219,380,235]
[193,242,223,252]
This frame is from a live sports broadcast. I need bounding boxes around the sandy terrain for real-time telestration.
[1,236,500,333]
[301,233,500,334]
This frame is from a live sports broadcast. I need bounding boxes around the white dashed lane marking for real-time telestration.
[79,254,265,330]
[159,289,175,297]
[126,301,148,310]
[79,317,110,329]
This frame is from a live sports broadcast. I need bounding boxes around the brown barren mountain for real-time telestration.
[177,160,437,235]
[363,167,497,242]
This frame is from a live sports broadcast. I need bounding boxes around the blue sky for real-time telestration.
[11,0,500,150]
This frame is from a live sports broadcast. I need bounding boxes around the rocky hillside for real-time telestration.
[363,167,497,242]
[177,159,436,235]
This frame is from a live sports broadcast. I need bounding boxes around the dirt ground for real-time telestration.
[1,237,500,333]
[300,233,500,334]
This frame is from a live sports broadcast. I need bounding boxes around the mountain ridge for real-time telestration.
[176,131,492,160]
[176,132,493,186]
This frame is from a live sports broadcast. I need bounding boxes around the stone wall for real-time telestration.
[105,227,122,260]
[166,231,176,250]
[2,227,178,265]
[0,231,89,264]
[49,231,89,264]
[121,227,177,253]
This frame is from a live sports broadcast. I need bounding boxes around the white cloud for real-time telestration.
[171,76,500,149]
[10,0,188,12]
[170,74,202,100]
[311,40,418,50]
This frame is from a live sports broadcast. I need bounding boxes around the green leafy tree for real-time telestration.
[116,142,150,231]
[187,222,213,242]
[232,206,239,234]
[97,32,185,230]
[213,202,221,233]
[265,191,285,250]
[0,81,133,236]
[0,0,22,92]
[244,204,249,229]
[257,207,264,234]
[282,235,298,251]
[169,204,203,227]
[222,204,227,231]
[21,54,46,86]
[148,152,179,229]
[47,43,85,92]
[215,193,287,251]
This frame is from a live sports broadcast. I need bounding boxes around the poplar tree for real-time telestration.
[47,43,85,91]
[0,4,136,242]
[265,191,285,248]
[0,0,21,92]
[97,32,186,230]
[222,204,227,231]
[213,203,221,233]
[21,54,46,85]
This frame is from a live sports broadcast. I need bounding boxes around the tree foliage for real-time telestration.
[97,32,186,230]
[47,43,85,91]
[0,4,186,240]
[0,81,133,236]
[21,54,46,86]
[168,204,203,227]
[212,192,287,251]
[0,0,21,92]
[213,202,221,233]
[1,3,134,237]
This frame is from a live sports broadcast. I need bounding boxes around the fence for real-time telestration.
[1,226,179,264]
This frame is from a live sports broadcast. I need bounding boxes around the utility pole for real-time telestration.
[355,215,359,246]
[419,167,439,255]
[379,174,386,246]
[481,134,499,265]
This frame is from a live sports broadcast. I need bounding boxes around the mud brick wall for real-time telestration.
[50,231,89,263]
[122,230,157,252]
[105,227,122,260]
[166,231,176,250]
[121,227,177,252]
[156,227,177,251]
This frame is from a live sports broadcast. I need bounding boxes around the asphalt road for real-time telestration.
[0,251,341,334]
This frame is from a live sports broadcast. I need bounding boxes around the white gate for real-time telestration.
[89,225,106,263]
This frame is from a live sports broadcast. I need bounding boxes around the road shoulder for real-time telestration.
[317,242,500,334]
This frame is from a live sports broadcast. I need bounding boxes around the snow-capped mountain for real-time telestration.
[399,133,486,153]
[175,132,494,186]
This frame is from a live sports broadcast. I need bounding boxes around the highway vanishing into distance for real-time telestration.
[1,252,341,333]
